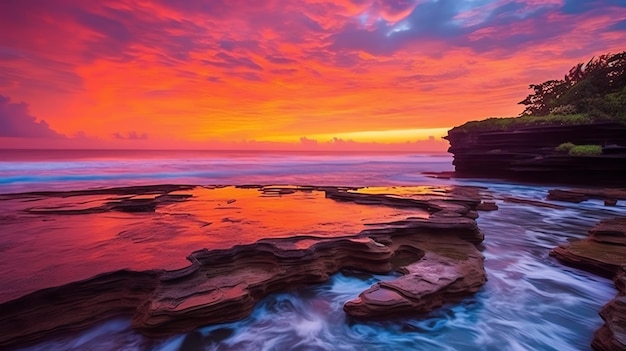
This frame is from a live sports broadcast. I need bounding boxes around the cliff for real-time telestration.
[444,121,626,185]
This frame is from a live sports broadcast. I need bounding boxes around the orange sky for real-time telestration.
[1,0,625,150]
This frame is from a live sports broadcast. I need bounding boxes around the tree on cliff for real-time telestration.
[519,52,626,117]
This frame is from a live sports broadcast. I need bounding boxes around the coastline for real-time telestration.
[0,182,624,350]
[0,184,487,349]
[445,121,626,186]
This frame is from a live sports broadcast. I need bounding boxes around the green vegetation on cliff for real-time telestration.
[451,52,626,134]
[555,143,602,156]
[567,145,603,157]
[555,142,575,153]
[453,113,605,132]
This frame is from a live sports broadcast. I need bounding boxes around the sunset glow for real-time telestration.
[1,0,625,150]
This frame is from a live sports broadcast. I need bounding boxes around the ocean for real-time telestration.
[0,149,623,351]
[0,149,452,193]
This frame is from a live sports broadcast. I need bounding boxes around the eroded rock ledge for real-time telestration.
[445,122,626,185]
[547,188,626,206]
[0,185,487,349]
[551,217,626,350]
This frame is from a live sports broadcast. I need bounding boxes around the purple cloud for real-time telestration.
[231,72,264,82]
[330,0,626,56]
[204,52,263,71]
[270,68,298,75]
[397,67,470,85]
[562,0,626,14]
[0,95,64,138]
[265,55,298,65]
[112,131,148,140]
[219,39,260,52]
[299,136,318,145]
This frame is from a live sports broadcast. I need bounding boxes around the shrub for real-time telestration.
[568,145,602,157]
[555,142,576,152]
[550,105,577,115]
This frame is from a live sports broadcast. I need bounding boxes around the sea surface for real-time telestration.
[0,149,452,193]
[1,149,624,351]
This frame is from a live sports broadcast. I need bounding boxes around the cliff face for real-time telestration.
[445,122,626,185]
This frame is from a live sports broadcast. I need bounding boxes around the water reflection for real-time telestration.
[10,183,626,351]
[0,187,426,303]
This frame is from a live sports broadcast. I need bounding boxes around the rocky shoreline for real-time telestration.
[0,185,488,349]
[551,217,626,350]
[444,114,626,349]
[445,122,626,185]
[543,187,626,350]
[1,183,624,350]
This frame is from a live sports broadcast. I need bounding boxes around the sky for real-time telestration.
[0,0,625,150]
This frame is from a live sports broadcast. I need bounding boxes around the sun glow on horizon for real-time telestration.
[261,127,450,143]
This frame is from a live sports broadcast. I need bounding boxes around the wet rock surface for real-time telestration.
[590,218,626,246]
[343,240,484,318]
[547,188,626,205]
[12,184,196,214]
[592,269,626,351]
[0,270,161,349]
[476,201,498,211]
[551,217,626,350]
[0,184,487,349]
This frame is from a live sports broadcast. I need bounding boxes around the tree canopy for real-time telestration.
[519,52,626,117]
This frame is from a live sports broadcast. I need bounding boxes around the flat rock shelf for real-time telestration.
[0,184,488,350]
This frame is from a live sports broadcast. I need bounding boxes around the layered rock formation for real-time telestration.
[0,270,161,348]
[547,188,626,206]
[343,240,484,318]
[0,185,487,350]
[551,217,626,350]
[594,269,626,351]
[445,122,626,185]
